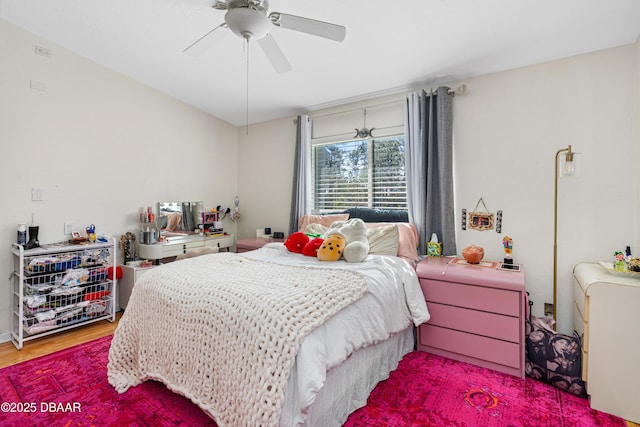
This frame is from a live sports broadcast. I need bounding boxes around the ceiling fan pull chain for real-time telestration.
[246,38,250,134]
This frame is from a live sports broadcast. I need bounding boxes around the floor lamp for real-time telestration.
[553,145,576,329]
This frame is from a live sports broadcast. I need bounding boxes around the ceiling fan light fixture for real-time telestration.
[185,0,345,74]
[225,7,271,40]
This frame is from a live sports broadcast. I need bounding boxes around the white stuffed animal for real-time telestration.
[325,218,370,262]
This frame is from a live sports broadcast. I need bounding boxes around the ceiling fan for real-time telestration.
[183,0,347,73]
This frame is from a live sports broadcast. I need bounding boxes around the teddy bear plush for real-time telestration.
[323,218,370,262]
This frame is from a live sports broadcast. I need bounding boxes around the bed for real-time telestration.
[108,211,430,426]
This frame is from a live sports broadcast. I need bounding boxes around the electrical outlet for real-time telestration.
[544,303,554,317]
[64,222,73,235]
[31,188,44,201]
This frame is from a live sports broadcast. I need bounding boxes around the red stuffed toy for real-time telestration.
[284,232,309,253]
[302,238,324,257]
[107,266,123,280]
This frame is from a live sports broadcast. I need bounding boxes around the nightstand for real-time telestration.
[416,256,526,378]
[119,264,156,310]
[236,237,284,253]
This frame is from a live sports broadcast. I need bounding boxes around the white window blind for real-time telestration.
[312,135,406,213]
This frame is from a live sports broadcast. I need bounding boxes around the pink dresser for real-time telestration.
[416,257,526,378]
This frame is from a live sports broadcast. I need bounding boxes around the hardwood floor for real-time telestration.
[0,312,637,427]
[0,312,121,369]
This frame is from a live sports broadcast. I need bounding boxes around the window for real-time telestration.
[312,135,406,213]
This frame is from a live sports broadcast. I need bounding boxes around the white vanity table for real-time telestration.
[119,201,235,311]
[119,234,234,310]
[573,262,640,423]
[138,233,234,260]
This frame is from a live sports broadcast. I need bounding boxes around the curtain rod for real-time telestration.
[294,84,467,124]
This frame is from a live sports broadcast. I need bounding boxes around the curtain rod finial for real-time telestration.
[448,84,467,96]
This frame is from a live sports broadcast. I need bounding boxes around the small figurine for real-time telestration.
[502,236,513,264]
[86,224,96,243]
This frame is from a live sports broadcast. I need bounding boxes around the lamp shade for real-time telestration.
[558,148,581,177]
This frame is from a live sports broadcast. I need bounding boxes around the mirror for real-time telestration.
[157,201,204,235]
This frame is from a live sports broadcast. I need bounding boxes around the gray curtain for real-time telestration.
[288,115,312,236]
[181,202,195,232]
[404,87,456,256]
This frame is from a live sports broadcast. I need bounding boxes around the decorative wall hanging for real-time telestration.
[354,109,375,138]
[468,198,494,231]
[461,209,467,230]
[496,210,503,233]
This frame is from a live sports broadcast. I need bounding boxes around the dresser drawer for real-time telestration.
[427,302,520,342]
[206,236,233,249]
[582,347,589,384]
[572,277,588,320]
[572,300,585,338]
[420,278,520,316]
[162,240,204,257]
[419,324,521,369]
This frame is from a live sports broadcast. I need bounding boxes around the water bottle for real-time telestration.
[17,223,27,246]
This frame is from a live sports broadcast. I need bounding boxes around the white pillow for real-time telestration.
[304,223,328,236]
[366,222,420,261]
[298,213,349,233]
[367,224,399,257]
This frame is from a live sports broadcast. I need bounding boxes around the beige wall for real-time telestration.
[0,20,239,339]
[636,35,640,248]
[236,116,297,239]
[2,16,638,338]
[454,44,637,332]
[238,44,639,334]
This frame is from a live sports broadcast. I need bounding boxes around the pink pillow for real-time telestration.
[365,222,420,262]
[298,213,349,233]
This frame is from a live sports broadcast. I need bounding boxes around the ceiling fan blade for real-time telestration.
[183,23,227,56]
[271,12,346,42]
[257,33,292,74]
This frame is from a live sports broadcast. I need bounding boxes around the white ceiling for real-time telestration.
[2,0,639,127]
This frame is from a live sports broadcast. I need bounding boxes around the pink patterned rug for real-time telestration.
[345,351,625,427]
[0,335,214,427]
[0,335,626,426]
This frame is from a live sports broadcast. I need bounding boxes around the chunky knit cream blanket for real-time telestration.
[108,253,367,426]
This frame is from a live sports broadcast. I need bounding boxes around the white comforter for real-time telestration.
[110,243,429,426]
[243,243,429,426]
